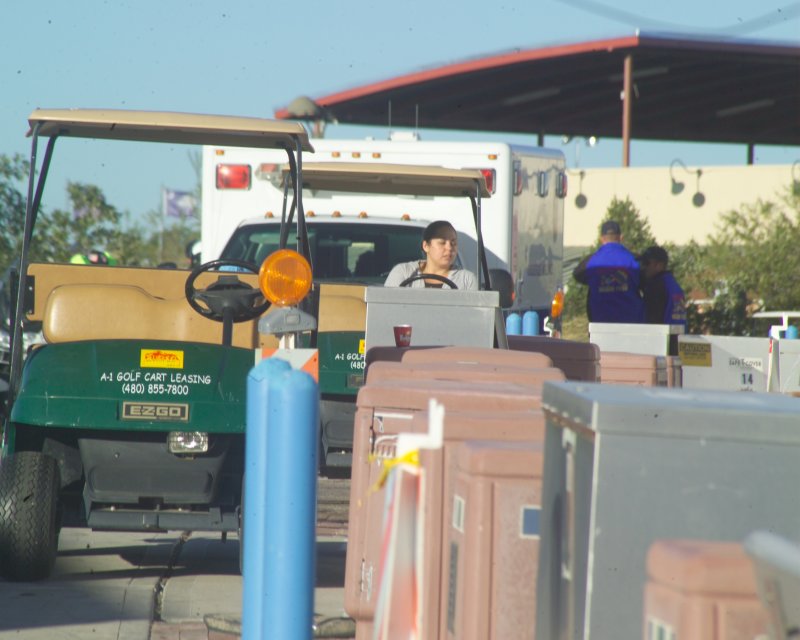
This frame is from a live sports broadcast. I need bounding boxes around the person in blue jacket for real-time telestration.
[640,245,687,330]
[572,220,644,323]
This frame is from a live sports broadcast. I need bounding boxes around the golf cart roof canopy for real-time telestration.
[283,162,490,198]
[26,109,314,151]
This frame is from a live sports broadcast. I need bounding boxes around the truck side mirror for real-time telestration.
[489,268,515,309]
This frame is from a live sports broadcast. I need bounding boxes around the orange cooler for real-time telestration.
[346,377,547,639]
[445,440,544,640]
[644,539,768,639]
[508,334,601,381]
[600,351,668,386]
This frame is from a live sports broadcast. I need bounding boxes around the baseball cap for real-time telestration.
[600,220,621,236]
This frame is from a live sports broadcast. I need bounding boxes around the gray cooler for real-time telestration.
[364,286,499,351]
[535,381,800,640]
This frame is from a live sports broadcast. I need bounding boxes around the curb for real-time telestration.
[204,614,356,639]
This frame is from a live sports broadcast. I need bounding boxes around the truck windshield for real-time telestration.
[220,222,427,283]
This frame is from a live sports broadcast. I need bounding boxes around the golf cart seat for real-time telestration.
[42,283,258,347]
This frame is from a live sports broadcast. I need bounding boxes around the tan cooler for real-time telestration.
[600,351,668,386]
[508,334,601,381]
[365,359,565,389]
[364,345,439,367]
[644,539,768,640]
[346,377,546,639]
[365,344,553,371]
[445,440,544,640]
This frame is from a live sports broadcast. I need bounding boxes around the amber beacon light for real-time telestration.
[550,287,565,319]
[258,249,313,307]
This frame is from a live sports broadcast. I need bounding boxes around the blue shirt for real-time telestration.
[574,242,644,323]
[644,271,687,329]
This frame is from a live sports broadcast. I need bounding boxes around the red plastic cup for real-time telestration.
[393,324,412,347]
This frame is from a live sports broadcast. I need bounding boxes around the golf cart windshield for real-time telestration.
[221,222,433,284]
[278,162,491,287]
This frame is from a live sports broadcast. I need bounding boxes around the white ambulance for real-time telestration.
[201,134,567,318]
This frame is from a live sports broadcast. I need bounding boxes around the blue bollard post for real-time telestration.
[506,312,522,336]
[243,357,319,640]
[522,310,540,336]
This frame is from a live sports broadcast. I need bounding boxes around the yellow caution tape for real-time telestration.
[368,449,419,493]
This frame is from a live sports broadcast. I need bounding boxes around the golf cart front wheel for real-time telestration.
[0,451,60,581]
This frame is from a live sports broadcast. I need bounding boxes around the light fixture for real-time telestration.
[670,159,688,195]
[502,87,560,107]
[168,431,209,455]
[536,170,549,197]
[562,135,599,168]
[716,99,775,118]
[574,170,587,209]
[692,169,706,208]
[670,159,705,206]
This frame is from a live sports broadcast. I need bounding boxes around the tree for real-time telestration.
[0,152,200,282]
[32,182,124,264]
[561,183,800,339]
[123,210,200,268]
[685,185,800,335]
[0,154,29,276]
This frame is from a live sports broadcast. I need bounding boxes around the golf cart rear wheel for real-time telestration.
[0,452,60,581]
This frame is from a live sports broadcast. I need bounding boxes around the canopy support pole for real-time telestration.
[622,54,633,167]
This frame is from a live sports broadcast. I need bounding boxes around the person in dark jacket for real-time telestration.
[640,245,687,329]
[572,220,644,323]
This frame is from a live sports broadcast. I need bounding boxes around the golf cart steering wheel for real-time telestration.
[185,259,269,323]
[399,273,458,289]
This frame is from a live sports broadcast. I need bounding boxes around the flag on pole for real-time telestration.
[163,189,198,218]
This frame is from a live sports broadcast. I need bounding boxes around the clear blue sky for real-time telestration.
[3,0,799,220]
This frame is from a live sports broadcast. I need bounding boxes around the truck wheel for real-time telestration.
[0,452,60,581]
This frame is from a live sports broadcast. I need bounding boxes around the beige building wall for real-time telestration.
[564,164,797,247]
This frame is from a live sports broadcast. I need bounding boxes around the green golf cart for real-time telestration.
[218,162,509,472]
[0,109,313,581]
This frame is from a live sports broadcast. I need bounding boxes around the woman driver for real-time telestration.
[383,220,477,289]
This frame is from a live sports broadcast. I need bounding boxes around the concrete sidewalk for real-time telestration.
[0,528,353,640]
[0,528,173,639]
[152,534,354,639]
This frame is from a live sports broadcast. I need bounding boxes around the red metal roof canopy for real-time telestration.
[275,34,800,154]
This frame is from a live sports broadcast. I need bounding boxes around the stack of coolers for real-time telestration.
[587,321,684,388]
[507,333,679,388]
[344,346,569,639]
[348,331,800,638]
[599,352,669,386]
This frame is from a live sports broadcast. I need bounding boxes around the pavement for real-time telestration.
[0,528,355,639]
[154,534,355,640]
